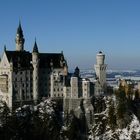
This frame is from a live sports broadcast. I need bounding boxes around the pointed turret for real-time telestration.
[15,21,25,51]
[74,66,80,77]
[4,45,6,52]
[32,39,39,104]
[17,21,23,38]
[32,39,39,53]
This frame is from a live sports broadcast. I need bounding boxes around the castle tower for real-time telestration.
[74,66,80,77]
[32,40,39,104]
[71,76,78,98]
[15,22,25,51]
[94,51,107,90]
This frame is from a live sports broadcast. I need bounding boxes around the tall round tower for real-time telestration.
[94,51,107,89]
[96,51,105,65]
[32,40,39,104]
[15,22,25,51]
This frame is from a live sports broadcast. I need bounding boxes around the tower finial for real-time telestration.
[17,21,23,37]
[4,45,6,51]
[33,38,39,53]
[15,21,25,51]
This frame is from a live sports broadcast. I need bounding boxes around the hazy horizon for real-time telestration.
[0,0,140,70]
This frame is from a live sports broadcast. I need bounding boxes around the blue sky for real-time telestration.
[0,0,140,70]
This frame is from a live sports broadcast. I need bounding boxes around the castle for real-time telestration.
[0,23,107,111]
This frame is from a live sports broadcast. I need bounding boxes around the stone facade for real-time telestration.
[0,23,107,123]
[94,51,107,96]
[0,23,68,108]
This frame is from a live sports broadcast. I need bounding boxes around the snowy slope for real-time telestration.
[88,96,140,140]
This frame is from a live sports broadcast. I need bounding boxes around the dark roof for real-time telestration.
[39,53,64,68]
[5,51,65,69]
[75,66,79,71]
[5,51,32,69]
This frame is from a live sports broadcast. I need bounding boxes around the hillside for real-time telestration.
[0,94,140,140]
[89,95,140,140]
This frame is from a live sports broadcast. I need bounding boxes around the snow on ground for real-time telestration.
[36,98,55,115]
[89,114,140,140]
[118,115,140,139]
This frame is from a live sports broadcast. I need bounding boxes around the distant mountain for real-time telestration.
[79,69,140,79]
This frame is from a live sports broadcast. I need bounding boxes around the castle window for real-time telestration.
[57,88,59,91]
[27,94,30,99]
[22,90,25,100]
[15,78,17,81]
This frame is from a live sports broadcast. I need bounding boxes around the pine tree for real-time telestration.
[116,94,126,120]
[108,100,116,131]
[0,101,11,139]
[115,87,129,129]
[67,114,81,140]
[135,90,139,100]
[131,131,137,140]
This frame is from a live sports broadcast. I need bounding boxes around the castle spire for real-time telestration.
[17,21,23,37]
[15,21,25,51]
[74,66,80,77]
[4,45,6,52]
[32,38,39,104]
[33,38,39,53]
